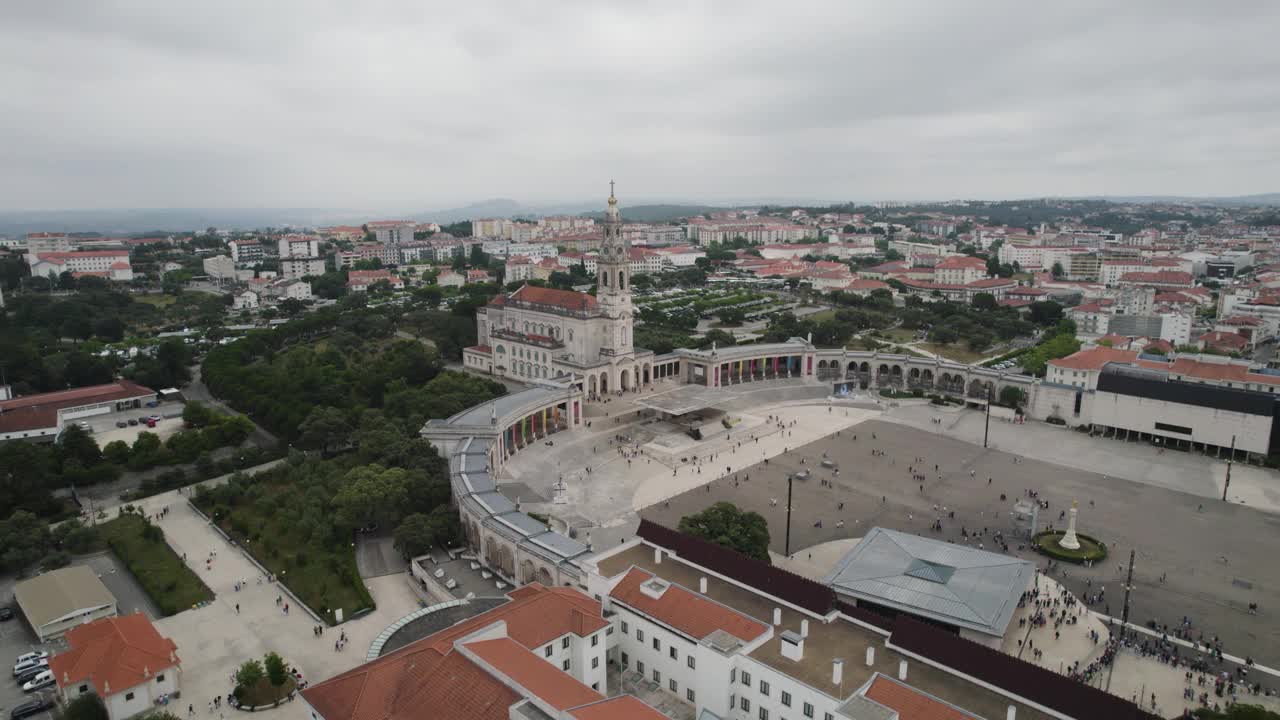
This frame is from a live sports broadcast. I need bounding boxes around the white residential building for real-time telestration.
[280,257,327,280]
[368,221,415,245]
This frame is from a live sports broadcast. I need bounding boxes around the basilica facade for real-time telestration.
[462,187,656,398]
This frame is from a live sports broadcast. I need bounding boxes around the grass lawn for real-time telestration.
[98,513,213,615]
[805,309,836,323]
[881,327,918,343]
[919,343,1000,364]
[195,482,373,624]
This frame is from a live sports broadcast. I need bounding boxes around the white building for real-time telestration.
[228,239,264,265]
[368,221,415,245]
[465,188,655,393]
[50,613,181,720]
[233,290,259,309]
[933,256,988,285]
[280,256,327,279]
[29,251,133,281]
[472,218,509,238]
[277,234,321,258]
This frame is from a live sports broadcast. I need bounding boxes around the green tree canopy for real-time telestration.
[61,690,110,720]
[235,658,265,690]
[678,502,771,563]
[263,651,288,686]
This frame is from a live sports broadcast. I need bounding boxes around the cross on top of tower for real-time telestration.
[608,180,617,206]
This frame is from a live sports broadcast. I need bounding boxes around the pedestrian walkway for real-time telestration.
[117,490,420,720]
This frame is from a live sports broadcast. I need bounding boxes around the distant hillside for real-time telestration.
[1075,193,1280,207]
[582,204,729,223]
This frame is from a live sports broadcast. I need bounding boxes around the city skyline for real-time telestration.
[2,1,1279,211]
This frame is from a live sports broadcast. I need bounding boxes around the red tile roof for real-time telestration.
[1117,270,1194,286]
[569,696,669,719]
[302,584,607,720]
[49,614,179,697]
[966,277,1016,289]
[863,675,978,720]
[935,256,987,270]
[609,567,769,643]
[1199,331,1248,350]
[464,638,600,711]
[467,345,492,354]
[0,380,156,434]
[505,285,599,313]
[1048,347,1139,372]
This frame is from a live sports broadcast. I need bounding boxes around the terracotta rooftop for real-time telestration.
[302,584,608,720]
[464,638,600,710]
[1048,347,1140,372]
[49,613,179,697]
[863,674,978,720]
[608,567,769,643]
[502,285,599,313]
[0,380,156,434]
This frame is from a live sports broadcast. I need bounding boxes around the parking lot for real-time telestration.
[0,588,57,720]
[77,401,184,447]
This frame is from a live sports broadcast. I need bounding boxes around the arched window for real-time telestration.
[568,329,574,341]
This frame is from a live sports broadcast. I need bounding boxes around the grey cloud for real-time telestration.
[1,0,1278,212]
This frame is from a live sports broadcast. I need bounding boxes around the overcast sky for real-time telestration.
[2,1,1278,212]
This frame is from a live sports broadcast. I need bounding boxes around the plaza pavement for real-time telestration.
[116,490,420,720]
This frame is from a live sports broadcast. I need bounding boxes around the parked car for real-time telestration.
[13,655,48,677]
[146,415,163,423]
[10,696,52,720]
[14,652,47,666]
[15,665,47,687]
[116,420,128,428]
[128,418,139,426]
[22,670,55,692]
[146,401,160,408]
[0,606,13,621]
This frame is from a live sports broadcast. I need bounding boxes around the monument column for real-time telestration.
[1059,499,1081,550]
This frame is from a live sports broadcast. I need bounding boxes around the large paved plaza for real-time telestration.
[638,412,1280,669]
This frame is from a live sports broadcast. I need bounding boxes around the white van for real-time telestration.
[13,655,48,677]
[23,669,55,692]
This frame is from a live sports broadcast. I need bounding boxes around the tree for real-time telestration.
[235,658,265,690]
[103,439,132,465]
[998,386,1027,410]
[393,512,441,557]
[298,406,352,454]
[263,651,288,686]
[971,293,997,311]
[678,502,771,563]
[716,307,745,326]
[1051,262,1065,279]
[60,424,103,467]
[61,689,109,720]
[183,401,215,428]
[0,510,53,574]
[333,465,408,530]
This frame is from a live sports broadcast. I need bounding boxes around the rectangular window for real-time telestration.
[592,657,599,669]
[157,674,165,682]
[731,669,736,683]
[760,680,770,696]
[1154,421,1193,435]
[606,627,613,636]
[591,634,599,647]
[759,708,769,720]
[741,671,751,687]
[653,669,661,683]
[687,689,696,703]
[824,714,835,720]
[622,652,629,667]
[653,637,660,651]
[125,692,135,701]
[669,646,677,660]
[638,661,645,675]
[669,678,677,692]
[687,655,695,669]
[592,682,599,691]
[637,629,645,642]
[803,702,814,718]
[741,698,751,712]
[782,691,792,707]
[562,637,570,650]
[79,685,89,693]
[544,645,552,658]
[563,659,570,671]
[621,621,629,634]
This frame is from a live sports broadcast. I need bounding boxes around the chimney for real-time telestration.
[773,608,782,625]
[699,577,707,594]
[832,658,844,686]
[780,630,804,662]
[898,660,908,681]
[800,619,809,638]
[654,547,662,564]
[865,646,875,666]
[1007,707,1017,720]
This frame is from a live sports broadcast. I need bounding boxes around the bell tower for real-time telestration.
[597,181,632,355]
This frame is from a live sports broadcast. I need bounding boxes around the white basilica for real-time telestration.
[462,185,656,398]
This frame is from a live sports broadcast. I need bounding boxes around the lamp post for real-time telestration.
[784,472,795,558]
[1223,434,1236,502]
[983,384,993,449]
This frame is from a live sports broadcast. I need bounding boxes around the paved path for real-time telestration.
[108,490,420,720]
